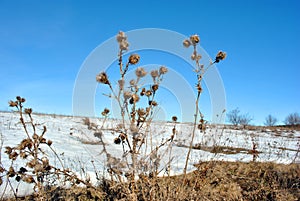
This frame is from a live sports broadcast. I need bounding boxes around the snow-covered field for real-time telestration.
[0,111,299,197]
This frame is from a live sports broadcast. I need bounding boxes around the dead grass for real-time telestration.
[5,161,299,201]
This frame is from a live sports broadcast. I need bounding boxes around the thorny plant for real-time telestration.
[94,31,226,197]
[182,35,226,177]
[0,96,93,200]
[95,31,178,196]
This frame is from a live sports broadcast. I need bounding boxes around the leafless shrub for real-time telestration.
[284,112,300,126]
[264,114,278,126]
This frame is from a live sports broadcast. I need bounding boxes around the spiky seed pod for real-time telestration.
[215,51,227,63]
[19,152,27,159]
[130,94,140,104]
[150,70,159,79]
[129,79,135,86]
[135,67,147,78]
[8,167,15,177]
[101,108,110,116]
[5,146,12,154]
[137,108,146,116]
[18,167,27,174]
[140,88,146,96]
[47,140,53,146]
[120,41,129,51]
[123,91,132,100]
[8,100,18,107]
[183,39,191,48]
[116,31,126,42]
[190,34,200,44]
[24,108,32,114]
[16,96,22,101]
[119,133,126,141]
[145,90,152,97]
[196,84,202,93]
[159,66,168,75]
[0,166,4,173]
[23,175,35,183]
[20,98,26,103]
[114,137,121,144]
[27,159,37,168]
[96,72,110,85]
[150,100,158,106]
[128,54,140,65]
[152,84,159,92]
[9,152,18,160]
[39,137,46,143]
[172,116,178,122]
[32,134,38,140]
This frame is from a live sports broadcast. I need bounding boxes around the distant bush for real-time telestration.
[227,108,252,126]
[284,112,300,125]
[264,114,278,126]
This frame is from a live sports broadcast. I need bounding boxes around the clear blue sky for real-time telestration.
[0,0,299,125]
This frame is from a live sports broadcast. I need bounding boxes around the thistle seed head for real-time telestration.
[159,66,168,75]
[96,72,110,85]
[128,54,140,65]
[135,67,147,78]
[215,51,227,63]
[190,34,200,44]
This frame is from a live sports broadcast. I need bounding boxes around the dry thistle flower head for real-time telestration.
[135,67,147,78]
[129,79,136,86]
[150,70,159,79]
[172,116,178,122]
[145,90,152,97]
[152,84,159,92]
[140,87,146,96]
[150,100,158,106]
[117,31,129,51]
[137,108,146,116]
[190,34,200,44]
[96,72,110,85]
[9,100,18,107]
[183,39,191,48]
[196,83,202,93]
[101,108,110,116]
[114,137,121,144]
[159,66,168,75]
[116,31,126,42]
[123,91,132,100]
[215,51,227,63]
[128,54,140,65]
[129,94,140,104]
[24,108,32,114]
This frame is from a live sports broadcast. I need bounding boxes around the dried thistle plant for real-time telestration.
[1,96,92,199]
[182,35,226,177]
[94,31,178,196]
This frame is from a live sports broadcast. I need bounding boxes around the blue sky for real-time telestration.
[0,0,299,125]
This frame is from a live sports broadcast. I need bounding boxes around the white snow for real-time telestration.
[0,111,299,197]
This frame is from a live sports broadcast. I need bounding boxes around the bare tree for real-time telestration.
[284,112,300,125]
[239,113,252,126]
[227,108,252,126]
[264,114,277,126]
[227,108,241,126]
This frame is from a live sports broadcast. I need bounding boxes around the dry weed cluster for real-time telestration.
[1,31,299,200]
